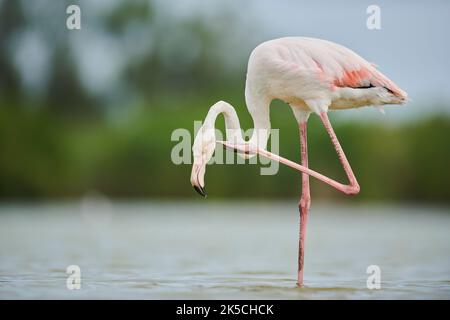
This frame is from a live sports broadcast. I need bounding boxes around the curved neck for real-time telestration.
[203,99,270,150]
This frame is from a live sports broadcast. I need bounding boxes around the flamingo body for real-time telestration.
[246,37,407,116]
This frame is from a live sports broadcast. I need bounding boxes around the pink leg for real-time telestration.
[319,112,359,192]
[218,112,359,287]
[219,112,360,195]
[297,121,310,287]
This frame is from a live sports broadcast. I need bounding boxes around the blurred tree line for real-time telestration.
[0,0,449,203]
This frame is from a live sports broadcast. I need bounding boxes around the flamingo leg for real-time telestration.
[218,112,360,195]
[318,112,359,193]
[218,112,360,286]
[298,121,310,287]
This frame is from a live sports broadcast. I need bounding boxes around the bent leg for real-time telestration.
[318,112,359,192]
[218,113,360,196]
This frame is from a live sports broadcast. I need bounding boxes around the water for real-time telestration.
[0,201,449,299]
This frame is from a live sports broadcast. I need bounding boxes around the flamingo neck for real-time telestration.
[203,98,271,150]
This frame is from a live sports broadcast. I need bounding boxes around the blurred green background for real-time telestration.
[0,0,449,204]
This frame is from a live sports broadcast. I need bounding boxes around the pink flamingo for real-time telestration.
[190,37,407,287]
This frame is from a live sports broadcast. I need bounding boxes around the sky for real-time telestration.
[158,0,450,121]
[10,0,450,121]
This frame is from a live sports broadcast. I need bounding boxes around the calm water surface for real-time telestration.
[0,202,449,299]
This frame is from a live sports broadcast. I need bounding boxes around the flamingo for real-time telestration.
[190,37,407,287]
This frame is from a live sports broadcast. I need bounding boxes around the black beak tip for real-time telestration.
[193,185,207,198]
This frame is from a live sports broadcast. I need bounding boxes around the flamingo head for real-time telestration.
[190,126,216,197]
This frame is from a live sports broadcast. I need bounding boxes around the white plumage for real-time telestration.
[246,37,407,113]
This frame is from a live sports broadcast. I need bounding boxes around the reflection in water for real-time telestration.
[0,202,449,299]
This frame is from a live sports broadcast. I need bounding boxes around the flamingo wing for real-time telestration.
[266,38,406,99]
[306,39,406,98]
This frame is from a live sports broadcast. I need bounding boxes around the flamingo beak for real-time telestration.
[190,162,207,198]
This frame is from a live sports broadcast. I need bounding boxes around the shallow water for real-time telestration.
[0,201,449,299]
